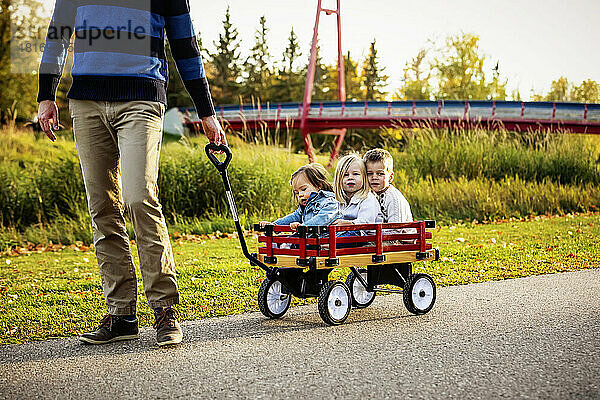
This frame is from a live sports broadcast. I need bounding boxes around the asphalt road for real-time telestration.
[1,269,598,399]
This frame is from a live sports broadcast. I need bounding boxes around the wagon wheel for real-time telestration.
[403,273,436,315]
[345,269,376,308]
[318,281,351,325]
[258,277,291,319]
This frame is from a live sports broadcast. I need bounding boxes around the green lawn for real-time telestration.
[0,213,598,345]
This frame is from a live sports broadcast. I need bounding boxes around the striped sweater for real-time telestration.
[37,0,215,117]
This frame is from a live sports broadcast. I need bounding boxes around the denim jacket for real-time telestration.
[274,190,340,226]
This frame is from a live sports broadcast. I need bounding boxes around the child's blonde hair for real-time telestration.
[290,163,333,192]
[334,154,370,204]
[363,148,394,173]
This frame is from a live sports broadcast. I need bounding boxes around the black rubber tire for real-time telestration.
[258,277,291,319]
[318,281,351,325]
[345,270,376,308]
[403,273,436,315]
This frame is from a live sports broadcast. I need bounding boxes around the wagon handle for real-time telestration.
[204,143,273,276]
[205,143,232,173]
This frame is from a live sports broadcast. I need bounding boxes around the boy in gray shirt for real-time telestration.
[363,149,414,235]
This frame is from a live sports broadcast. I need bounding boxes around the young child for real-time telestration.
[363,148,414,235]
[259,163,340,231]
[331,154,383,238]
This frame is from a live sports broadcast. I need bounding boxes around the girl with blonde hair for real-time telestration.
[332,154,383,236]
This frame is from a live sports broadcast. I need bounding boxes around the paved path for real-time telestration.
[1,269,598,399]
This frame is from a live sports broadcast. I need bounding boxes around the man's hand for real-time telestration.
[289,222,301,231]
[258,221,271,229]
[201,115,227,147]
[38,100,59,142]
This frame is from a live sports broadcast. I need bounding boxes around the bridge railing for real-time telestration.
[178,101,600,137]
[179,101,600,123]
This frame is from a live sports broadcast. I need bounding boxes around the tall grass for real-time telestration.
[396,173,599,222]
[0,155,86,228]
[392,127,600,185]
[1,126,599,250]
[157,136,313,219]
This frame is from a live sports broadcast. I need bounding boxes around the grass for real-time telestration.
[0,212,598,345]
[392,128,600,185]
[2,127,600,250]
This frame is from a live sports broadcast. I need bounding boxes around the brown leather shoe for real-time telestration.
[154,307,183,346]
[79,314,139,345]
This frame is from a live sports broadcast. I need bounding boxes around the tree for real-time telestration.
[544,76,571,102]
[343,52,362,101]
[282,27,301,75]
[165,41,192,108]
[395,34,510,101]
[433,33,506,100]
[395,48,431,100]
[317,52,361,102]
[510,88,522,101]
[271,27,304,102]
[209,7,242,104]
[360,39,388,100]
[538,77,600,103]
[311,43,331,101]
[488,60,507,100]
[572,79,600,103]
[242,16,272,101]
[0,0,46,123]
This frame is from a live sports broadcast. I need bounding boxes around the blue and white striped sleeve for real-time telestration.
[37,0,76,102]
[165,0,215,117]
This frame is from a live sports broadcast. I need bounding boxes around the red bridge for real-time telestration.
[167,0,600,164]
[180,100,600,135]
[169,100,600,164]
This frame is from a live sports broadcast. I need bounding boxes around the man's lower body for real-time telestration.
[69,99,182,346]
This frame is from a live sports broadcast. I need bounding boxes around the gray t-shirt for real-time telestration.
[377,185,412,223]
[376,185,415,235]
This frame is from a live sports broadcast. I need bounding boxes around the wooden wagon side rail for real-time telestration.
[254,220,438,268]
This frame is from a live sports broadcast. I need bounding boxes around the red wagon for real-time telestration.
[206,144,439,325]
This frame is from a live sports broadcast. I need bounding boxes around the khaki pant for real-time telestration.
[69,99,179,315]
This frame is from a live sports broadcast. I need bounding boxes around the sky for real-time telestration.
[38,0,600,100]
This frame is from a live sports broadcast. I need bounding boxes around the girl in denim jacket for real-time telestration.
[259,163,340,231]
